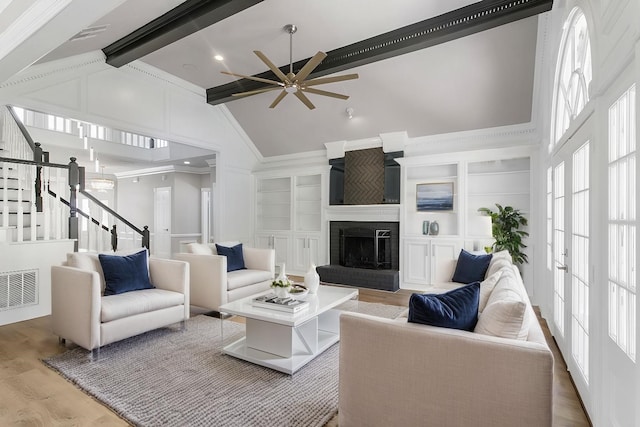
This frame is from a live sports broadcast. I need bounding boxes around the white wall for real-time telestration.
[0,240,74,326]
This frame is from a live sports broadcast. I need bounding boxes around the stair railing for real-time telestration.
[1,105,151,252]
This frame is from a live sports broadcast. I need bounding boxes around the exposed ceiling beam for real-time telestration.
[103,0,264,68]
[207,0,553,106]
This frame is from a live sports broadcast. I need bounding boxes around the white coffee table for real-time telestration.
[219,285,358,374]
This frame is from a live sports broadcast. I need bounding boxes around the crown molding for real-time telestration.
[114,164,210,179]
[0,50,106,89]
[406,122,539,156]
[0,0,73,62]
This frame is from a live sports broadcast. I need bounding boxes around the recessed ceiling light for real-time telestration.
[183,161,191,165]
[214,55,224,61]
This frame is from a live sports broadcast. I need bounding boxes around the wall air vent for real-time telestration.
[0,269,38,311]
[69,25,110,42]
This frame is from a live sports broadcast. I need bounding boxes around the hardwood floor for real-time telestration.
[0,287,590,426]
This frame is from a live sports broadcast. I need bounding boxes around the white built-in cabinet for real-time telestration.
[255,171,327,275]
[403,238,460,286]
[398,150,532,290]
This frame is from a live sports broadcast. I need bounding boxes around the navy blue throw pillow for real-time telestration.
[99,250,154,296]
[408,282,480,331]
[451,249,493,284]
[215,243,246,272]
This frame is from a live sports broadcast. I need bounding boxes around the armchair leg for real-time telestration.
[90,347,100,361]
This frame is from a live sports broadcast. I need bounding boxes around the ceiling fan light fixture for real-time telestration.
[222,24,358,110]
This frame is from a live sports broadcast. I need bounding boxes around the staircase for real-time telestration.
[0,105,149,251]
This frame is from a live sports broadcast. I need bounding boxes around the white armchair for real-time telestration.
[51,251,189,358]
[175,242,275,312]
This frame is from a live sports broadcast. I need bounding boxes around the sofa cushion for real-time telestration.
[479,270,503,312]
[474,270,529,340]
[485,250,513,277]
[408,282,480,331]
[99,250,154,296]
[188,242,213,255]
[451,249,492,284]
[101,289,184,323]
[216,243,246,272]
[227,269,273,291]
[475,300,528,339]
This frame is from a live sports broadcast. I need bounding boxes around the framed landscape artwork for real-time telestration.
[416,182,454,211]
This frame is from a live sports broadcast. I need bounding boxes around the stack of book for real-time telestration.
[252,294,309,313]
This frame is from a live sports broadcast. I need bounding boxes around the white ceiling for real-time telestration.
[30,0,539,158]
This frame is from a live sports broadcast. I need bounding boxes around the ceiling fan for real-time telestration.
[221,24,358,110]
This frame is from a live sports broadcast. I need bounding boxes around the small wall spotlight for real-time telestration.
[345,107,354,119]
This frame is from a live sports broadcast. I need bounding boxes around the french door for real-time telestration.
[550,119,592,404]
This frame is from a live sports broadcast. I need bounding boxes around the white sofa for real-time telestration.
[51,251,189,358]
[174,242,275,312]
[339,251,554,427]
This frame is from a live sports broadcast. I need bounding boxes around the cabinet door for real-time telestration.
[292,235,308,272]
[403,240,430,284]
[431,240,461,283]
[255,234,272,250]
[272,234,290,267]
[255,234,290,268]
[291,235,322,273]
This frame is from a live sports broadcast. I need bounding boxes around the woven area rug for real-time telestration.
[43,300,406,427]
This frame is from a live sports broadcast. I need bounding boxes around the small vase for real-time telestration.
[304,263,320,294]
[273,286,289,298]
[429,221,439,236]
[276,262,287,282]
[422,221,430,235]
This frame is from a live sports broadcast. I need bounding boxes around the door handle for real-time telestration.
[556,265,568,271]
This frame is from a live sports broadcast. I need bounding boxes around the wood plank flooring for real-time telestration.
[0,287,590,426]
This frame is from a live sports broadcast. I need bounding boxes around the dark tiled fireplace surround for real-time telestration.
[317,221,400,291]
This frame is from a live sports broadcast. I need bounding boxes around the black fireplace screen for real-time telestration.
[340,227,392,270]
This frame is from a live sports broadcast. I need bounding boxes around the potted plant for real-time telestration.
[478,203,529,265]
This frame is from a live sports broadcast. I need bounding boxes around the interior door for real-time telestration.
[550,120,592,408]
[154,187,171,259]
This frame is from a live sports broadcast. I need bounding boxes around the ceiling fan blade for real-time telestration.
[293,51,327,83]
[231,87,281,98]
[304,73,359,87]
[294,90,315,110]
[221,71,283,86]
[269,90,288,108]
[302,87,349,100]
[253,51,290,83]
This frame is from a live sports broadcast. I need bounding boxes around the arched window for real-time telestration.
[551,8,593,145]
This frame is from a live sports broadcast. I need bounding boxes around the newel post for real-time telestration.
[34,142,43,212]
[68,157,79,252]
[142,226,150,252]
[111,225,118,252]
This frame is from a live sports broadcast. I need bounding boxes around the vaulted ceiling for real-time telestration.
[25,0,550,158]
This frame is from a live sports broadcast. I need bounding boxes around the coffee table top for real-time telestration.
[219,285,358,327]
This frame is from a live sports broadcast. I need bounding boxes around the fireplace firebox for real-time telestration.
[340,227,391,269]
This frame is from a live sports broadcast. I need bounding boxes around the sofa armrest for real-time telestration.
[339,312,553,427]
[174,253,226,311]
[243,247,275,276]
[149,257,190,319]
[51,266,101,351]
